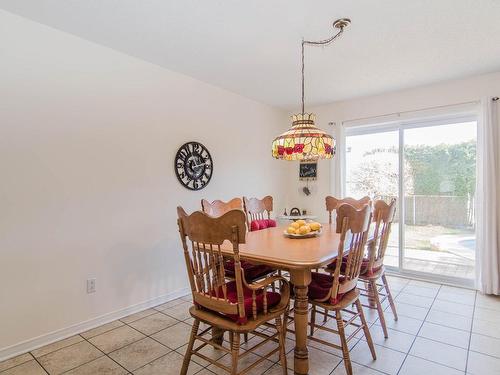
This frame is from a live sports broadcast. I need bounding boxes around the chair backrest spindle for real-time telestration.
[367,198,397,273]
[329,204,372,302]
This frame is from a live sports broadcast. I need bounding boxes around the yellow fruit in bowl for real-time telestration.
[295,228,301,235]
[309,222,321,231]
[296,219,306,226]
[286,226,296,234]
[299,225,311,235]
[290,222,300,229]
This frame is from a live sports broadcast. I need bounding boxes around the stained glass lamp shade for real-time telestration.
[271,113,336,161]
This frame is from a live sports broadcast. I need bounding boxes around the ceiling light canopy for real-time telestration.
[272,18,351,161]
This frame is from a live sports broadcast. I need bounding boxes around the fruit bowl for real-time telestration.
[283,220,322,239]
[283,228,322,239]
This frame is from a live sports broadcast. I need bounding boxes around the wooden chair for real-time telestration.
[243,196,276,231]
[308,204,376,375]
[177,207,290,375]
[201,198,243,217]
[242,195,282,283]
[323,195,372,277]
[201,198,276,284]
[357,199,398,338]
[326,195,372,224]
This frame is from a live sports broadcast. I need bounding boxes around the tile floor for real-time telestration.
[2,276,500,374]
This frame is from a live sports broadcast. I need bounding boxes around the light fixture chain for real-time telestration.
[300,24,347,115]
[301,40,305,115]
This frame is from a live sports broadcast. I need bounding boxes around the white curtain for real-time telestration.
[476,97,500,294]
[331,123,346,197]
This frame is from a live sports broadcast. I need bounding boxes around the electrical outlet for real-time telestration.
[87,278,96,294]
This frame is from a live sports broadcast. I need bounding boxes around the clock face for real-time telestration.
[174,142,213,190]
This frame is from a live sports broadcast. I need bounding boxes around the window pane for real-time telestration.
[345,130,399,268]
[403,121,476,279]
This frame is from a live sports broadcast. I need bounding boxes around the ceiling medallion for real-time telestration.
[272,18,351,161]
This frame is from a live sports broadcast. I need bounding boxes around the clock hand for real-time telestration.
[192,162,208,169]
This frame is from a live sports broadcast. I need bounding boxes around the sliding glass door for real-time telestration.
[345,118,477,283]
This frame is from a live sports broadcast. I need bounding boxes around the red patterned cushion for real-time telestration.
[308,272,351,305]
[211,281,281,324]
[326,255,348,271]
[327,257,381,276]
[265,219,277,228]
[250,220,263,231]
[362,262,382,276]
[249,219,277,231]
[224,260,275,282]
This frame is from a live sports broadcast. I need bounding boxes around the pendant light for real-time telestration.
[272,18,351,161]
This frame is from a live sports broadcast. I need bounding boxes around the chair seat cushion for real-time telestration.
[250,219,277,232]
[307,272,352,305]
[224,260,275,281]
[326,256,382,276]
[326,255,348,271]
[212,281,282,324]
[361,262,382,277]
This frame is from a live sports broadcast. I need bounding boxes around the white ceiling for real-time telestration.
[1,0,500,109]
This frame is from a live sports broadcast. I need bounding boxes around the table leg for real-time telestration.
[290,269,312,375]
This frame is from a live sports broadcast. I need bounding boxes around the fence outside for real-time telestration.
[380,195,474,228]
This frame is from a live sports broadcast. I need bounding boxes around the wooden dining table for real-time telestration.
[220,223,344,375]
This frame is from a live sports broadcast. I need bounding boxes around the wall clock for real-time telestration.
[174,142,213,190]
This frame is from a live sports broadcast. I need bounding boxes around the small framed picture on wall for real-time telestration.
[299,162,317,181]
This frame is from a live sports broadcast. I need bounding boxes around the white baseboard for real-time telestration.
[0,287,190,362]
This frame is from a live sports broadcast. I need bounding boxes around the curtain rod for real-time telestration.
[341,100,480,125]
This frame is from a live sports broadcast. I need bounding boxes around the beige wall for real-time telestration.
[2,6,499,360]
[287,71,500,222]
[0,10,288,356]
